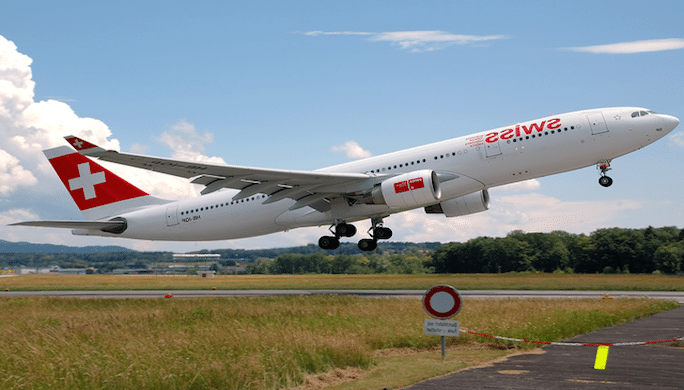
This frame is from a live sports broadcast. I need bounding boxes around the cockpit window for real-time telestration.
[632,110,655,118]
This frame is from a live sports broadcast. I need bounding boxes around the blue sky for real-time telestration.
[0,0,682,251]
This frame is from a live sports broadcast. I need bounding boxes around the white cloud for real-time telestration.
[370,31,508,52]
[157,120,226,164]
[303,31,374,37]
[303,30,508,52]
[129,143,148,154]
[389,192,645,243]
[493,179,540,193]
[0,149,37,194]
[668,132,684,148]
[565,38,684,54]
[330,140,373,160]
[0,34,224,229]
[0,208,39,225]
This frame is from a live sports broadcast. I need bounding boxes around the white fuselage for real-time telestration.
[77,107,679,241]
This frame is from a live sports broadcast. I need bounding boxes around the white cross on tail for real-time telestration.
[68,163,106,200]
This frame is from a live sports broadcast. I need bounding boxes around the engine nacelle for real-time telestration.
[364,170,442,209]
[424,190,490,217]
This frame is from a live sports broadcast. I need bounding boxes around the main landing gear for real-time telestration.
[318,218,393,252]
[597,160,613,187]
[358,218,393,252]
[318,221,356,250]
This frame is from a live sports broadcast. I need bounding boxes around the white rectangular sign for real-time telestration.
[424,319,460,337]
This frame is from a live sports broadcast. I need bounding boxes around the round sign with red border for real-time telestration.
[422,284,462,319]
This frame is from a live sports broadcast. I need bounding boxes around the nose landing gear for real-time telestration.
[597,160,613,187]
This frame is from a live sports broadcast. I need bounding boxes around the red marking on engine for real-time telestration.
[394,181,409,193]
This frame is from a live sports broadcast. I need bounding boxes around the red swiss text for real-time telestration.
[484,118,561,143]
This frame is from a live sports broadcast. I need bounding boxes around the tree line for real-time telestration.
[429,227,684,274]
[246,227,684,275]
[1,227,682,274]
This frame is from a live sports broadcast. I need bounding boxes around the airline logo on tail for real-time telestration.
[45,146,149,211]
[69,162,106,200]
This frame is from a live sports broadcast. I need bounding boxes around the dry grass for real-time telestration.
[2,273,684,291]
[0,296,677,390]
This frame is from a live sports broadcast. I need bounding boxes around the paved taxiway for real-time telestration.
[1,290,683,302]
[406,305,684,389]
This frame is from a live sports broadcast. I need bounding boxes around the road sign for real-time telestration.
[422,284,462,319]
[424,319,460,336]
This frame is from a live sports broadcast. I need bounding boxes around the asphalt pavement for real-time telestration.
[1,290,683,302]
[405,305,684,389]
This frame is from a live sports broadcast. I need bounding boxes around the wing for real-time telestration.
[64,136,376,211]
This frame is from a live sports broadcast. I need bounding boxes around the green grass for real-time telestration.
[0,296,677,390]
[2,273,684,291]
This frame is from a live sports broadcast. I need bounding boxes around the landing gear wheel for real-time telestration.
[374,227,393,240]
[318,236,340,250]
[358,239,377,252]
[335,223,357,238]
[599,176,613,187]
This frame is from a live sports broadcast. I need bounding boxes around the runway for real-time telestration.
[2,289,683,302]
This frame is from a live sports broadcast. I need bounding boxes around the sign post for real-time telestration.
[422,284,462,359]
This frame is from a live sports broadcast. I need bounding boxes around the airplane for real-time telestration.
[11,107,680,251]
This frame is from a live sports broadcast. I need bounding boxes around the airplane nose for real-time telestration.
[661,114,680,131]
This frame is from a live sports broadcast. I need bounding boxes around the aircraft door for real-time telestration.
[588,112,609,135]
[485,139,502,157]
[166,205,180,226]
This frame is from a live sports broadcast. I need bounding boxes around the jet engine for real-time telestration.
[424,190,490,217]
[363,170,444,209]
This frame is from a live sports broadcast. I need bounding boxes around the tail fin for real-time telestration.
[45,146,170,220]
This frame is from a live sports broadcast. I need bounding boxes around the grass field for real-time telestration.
[0,296,678,390]
[2,273,684,291]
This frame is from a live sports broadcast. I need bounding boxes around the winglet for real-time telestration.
[64,135,109,156]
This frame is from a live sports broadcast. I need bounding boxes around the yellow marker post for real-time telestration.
[594,345,610,370]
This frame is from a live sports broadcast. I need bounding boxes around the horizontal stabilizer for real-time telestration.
[10,220,126,233]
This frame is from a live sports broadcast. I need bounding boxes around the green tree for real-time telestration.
[386,255,430,274]
[428,242,486,273]
[653,243,683,274]
[246,258,274,274]
[330,254,359,274]
[567,234,595,273]
[591,228,643,273]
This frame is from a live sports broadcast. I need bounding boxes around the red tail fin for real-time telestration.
[45,146,166,219]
